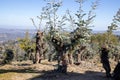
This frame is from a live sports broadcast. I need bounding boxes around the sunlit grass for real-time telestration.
[0,72,17,80]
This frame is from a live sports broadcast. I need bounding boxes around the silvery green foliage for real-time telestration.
[68,0,98,46]
[75,0,98,27]
[66,0,98,59]
[113,9,120,26]
[32,0,99,60]
[42,1,64,29]
[106,9,120,59]
[42,0,69,42]
[108,9,120,32]
[65,10,76,31]
[108,44,120,59]
[106,9,120,46]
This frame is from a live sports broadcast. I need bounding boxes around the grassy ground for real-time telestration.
[0,60,117,80]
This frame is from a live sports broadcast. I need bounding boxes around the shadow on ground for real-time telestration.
[0,63,112,80]
[0,68,40,74]
[0,63,41,74]
[28,70,109,80]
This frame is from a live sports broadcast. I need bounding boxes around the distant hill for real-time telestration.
[0,28,120,43]
[92,30,120,36]
[0,28,36,42]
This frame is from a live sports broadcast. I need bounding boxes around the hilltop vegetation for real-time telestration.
[0,0,120,80]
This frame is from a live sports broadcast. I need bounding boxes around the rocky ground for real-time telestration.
[0,60,117,80]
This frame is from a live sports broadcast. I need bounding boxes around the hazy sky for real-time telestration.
[0,0,120,30]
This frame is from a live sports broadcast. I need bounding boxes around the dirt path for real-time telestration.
[0,60,114,80]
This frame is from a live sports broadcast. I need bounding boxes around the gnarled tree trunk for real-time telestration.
[34,30,44,64]
[68,53,73,65]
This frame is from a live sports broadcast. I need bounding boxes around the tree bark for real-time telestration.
[35,31,44,64]
[68,53,73,65]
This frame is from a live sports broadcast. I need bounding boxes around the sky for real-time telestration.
[0,0,120,30]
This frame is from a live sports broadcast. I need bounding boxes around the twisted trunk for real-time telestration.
[34,31,44,64]
[68,53,73,65]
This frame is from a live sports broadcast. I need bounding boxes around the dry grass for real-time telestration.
[0,59,116,80]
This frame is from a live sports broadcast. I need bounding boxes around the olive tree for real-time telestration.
[65,0,98,63]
